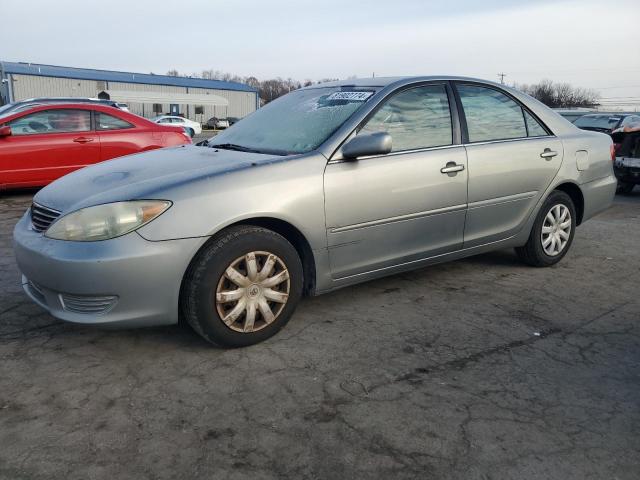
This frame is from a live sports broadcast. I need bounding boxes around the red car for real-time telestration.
[0,103,191,189]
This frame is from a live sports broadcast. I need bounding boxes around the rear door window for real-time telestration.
[457,84,527,142]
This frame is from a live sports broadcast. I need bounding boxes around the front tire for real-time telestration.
[181,226,303,347]
[516,190,576,267]
[186,127,195,138]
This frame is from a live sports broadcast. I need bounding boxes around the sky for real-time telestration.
[2,0,639,108]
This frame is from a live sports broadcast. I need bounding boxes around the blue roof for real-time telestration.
[0,61,257,93]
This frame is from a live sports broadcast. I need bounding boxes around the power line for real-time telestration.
[596,85,640,90]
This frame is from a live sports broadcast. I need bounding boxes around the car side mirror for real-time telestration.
[342,132,392,160]
[0,125,11,137]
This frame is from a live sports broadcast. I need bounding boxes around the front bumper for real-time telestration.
[13,211,206,327]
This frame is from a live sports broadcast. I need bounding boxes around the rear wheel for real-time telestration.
[181,226,303,347]
[186,127,195,138]
[516,190,576,267]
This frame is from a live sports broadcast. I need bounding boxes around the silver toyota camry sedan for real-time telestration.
[14,76,616,347]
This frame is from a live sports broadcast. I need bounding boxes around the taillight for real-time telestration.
[610,144,615,162]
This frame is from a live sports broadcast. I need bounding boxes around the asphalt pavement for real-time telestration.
[0,190,638,480]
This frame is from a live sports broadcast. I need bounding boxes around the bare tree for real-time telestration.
[519,80,599,108]
[166,69,180,77]
[243,76,261,90]
[317,78,340,84]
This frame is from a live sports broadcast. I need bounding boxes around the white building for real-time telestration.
[0,61,258,122]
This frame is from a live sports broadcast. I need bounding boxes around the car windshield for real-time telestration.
[574,115,621,130]
[207,86,378,155]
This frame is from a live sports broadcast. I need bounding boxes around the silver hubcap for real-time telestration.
[541,204,571,256]
[215,251,290,333]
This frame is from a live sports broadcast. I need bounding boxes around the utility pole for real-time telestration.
[497,72,507,84]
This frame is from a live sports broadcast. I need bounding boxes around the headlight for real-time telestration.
[45,200,171,241]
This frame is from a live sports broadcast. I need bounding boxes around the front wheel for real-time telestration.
[516,190,576,267]
[181,226,303,347]
[186,127,195,138]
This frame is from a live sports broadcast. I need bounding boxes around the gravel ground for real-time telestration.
[0,190,638,480]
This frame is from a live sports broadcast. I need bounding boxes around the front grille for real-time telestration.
[59,293,118,315]
[27,280,47,305]
[31,203,61,232]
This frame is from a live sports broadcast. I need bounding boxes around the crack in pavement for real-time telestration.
[396,327,563,384]
[393,301,630,386]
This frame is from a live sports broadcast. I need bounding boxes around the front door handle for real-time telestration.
[440,162,465,175]
[73,137,94,144]
[540,148,558,160]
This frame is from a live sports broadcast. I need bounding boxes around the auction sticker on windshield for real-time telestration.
[326,91,374,101]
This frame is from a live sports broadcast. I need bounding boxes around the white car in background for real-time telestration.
[152,116,202,137]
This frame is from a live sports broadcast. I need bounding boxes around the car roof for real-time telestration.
[16,97,116,104]
[11,102,121,111]
[0,102,150,124]
[300,75,508,90]
[579,113,626,118]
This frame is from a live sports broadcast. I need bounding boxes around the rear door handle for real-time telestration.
[73,137,94,144]
[440,162,465,174]
[540,148,558,159]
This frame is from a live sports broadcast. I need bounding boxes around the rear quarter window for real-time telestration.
[523,110,548,137]
[96,112,134,130]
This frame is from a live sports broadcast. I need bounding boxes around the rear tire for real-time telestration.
[181,226,303,347]
[516,190,576,267]
[186,127,195,138]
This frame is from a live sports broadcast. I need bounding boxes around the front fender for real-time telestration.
[136,153,328,251]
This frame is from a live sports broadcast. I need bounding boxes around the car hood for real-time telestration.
[34,145,291,213]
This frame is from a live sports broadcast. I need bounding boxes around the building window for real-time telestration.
[153,104,163,114]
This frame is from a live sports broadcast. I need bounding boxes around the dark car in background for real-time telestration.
[574,113,640,134]
[205,117,230,130]
[574,113,640,194]
[554,108,593,123]
[612,126,640,194]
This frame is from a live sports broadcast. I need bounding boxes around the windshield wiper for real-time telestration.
[209,143,261,153]
[209,143,291,156]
